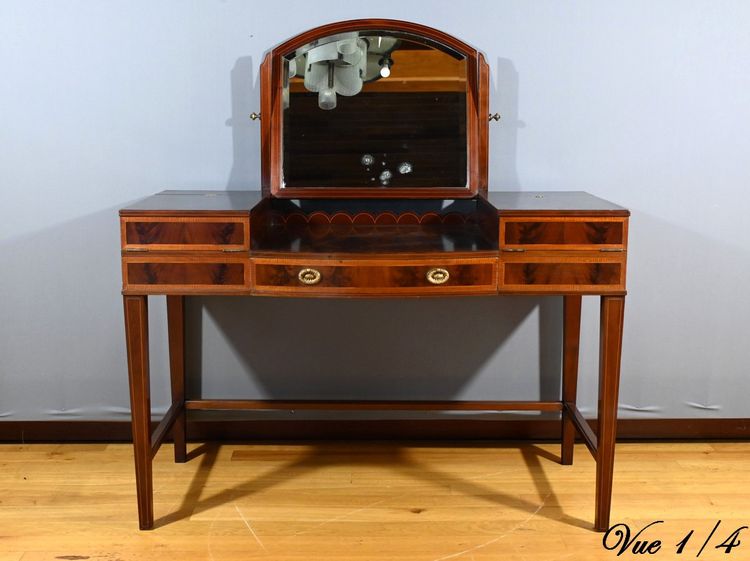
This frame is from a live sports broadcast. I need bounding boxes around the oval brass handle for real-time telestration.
[426,268,450,285]
[298,268,322,285]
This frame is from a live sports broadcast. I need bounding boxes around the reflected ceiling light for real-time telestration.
[293,33,400,110]
[296,35,367,110]
[378,56,393,78]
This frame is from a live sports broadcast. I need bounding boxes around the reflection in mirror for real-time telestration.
[282,31,468,189]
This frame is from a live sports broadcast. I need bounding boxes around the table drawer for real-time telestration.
[499,251,626,294]
[501,217,627,250]
[121,215,249,251]
[123,255,251,294]
[253,257,497,296]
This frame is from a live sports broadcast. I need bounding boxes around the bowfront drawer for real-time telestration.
[501,217,627,250]
[122,255,251,294]
[253,257,497,296]
[121,215,249,251]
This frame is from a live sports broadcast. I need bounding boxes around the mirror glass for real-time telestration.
[281,31,468,189]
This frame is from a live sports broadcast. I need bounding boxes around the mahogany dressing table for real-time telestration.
[120,20,628,531]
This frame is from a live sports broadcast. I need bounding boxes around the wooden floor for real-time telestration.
[0,441,748,560]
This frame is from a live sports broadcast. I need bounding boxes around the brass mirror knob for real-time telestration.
[426,268,450,285]
[249,112,261,121]
[488,113,501,122]
[298,268,322,285]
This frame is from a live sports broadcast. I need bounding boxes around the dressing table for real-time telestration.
[120,19,628,531]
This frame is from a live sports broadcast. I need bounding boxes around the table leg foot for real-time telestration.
[124,295,154,530]
[594,294,625,532]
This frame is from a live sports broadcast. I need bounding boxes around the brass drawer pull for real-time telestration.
[426,268,450,285]
[298,268,322,285]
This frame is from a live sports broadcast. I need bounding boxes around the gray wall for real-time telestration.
[2,1,749,422]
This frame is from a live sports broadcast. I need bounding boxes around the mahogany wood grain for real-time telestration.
[503,262,622,287]
[499,250,627,294]
[149,401,181,459]
[260,53,272,197]
[595,294,625,531]
[122,255,251,294]
[166,295,187,463]
[266,210,477,226]
[501,217,625,249]
[567,401,598,458]
[121,216,249,251]
[123,295,153,530]
[253,224,496,254]
[477,53,489,196]
[127,262,244,286]
[252,257,497,296]
[561,295,582,465]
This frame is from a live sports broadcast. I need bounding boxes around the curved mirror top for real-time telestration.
[281,30,468,189]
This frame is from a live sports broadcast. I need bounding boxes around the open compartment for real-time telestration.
[250,197,498,253]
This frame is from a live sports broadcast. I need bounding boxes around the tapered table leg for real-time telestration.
[594,295,625,531]
[123,295,154,530]
[561,295,582,465]
[167,295,187,463]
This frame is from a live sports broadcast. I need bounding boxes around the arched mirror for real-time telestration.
[260,20,489,198]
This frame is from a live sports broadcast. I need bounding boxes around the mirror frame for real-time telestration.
[260,19,489,199]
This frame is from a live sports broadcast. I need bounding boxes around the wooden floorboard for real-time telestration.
[0,441,748,560]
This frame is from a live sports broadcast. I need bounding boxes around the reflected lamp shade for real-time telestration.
[302,38,367,109]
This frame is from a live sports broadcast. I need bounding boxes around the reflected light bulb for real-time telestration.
[379,56,393,78]
[318,87,337,110]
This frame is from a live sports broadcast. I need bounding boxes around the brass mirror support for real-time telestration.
[249,112,261,121]
[426,268,450,285]
[488,113,501,122]
[298,268,322,285]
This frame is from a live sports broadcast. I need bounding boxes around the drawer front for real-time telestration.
[501,217,627,250]
[123,255,251,294]
[121,216,249,251]
[499,251,626,294]
[253,258,497,296]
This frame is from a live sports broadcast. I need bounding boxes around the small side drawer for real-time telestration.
[121,215,249,251]
[122,255,251,294]
[253,258,497,296]
[501,217,627,250]
[499,251,626,294]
